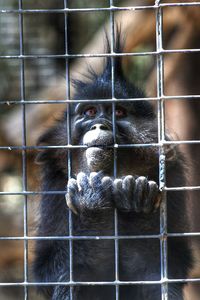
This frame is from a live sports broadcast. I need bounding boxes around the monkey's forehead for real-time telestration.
[72,72,145,99]
[66,75,155,118]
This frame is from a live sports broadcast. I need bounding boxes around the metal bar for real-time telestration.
[1,277,200,287]
[63,1,74,299]
[109,2,119,298]
[1,2,200,14]
[0,141,199,151]
[156,3,168,299]
[2,94,200,104]
[5,138,200,151]
[3,140,200,152]
[0,7,155,14]
[1,231,200,241]
[1,47,200,59]
[18,0,28,299]
[2,183,200,196]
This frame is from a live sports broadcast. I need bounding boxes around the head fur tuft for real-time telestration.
[72,26,144,102]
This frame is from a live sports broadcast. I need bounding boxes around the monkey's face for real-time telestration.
[71,101,158,176]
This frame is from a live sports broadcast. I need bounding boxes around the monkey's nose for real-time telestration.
[90,123,109,131]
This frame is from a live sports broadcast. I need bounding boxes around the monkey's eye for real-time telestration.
[116,107,127,117]
[84,107,97,117]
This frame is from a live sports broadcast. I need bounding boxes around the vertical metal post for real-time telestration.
[109,2,119,300]
[18,0,28,299]
[156,2,168,299]
[64,1,73,299]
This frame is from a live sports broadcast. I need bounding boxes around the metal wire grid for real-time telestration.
[0,1,200,300]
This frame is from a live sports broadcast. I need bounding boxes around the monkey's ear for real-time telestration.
[165,144,177,162]
[165,133,178,162]
[35,126,58,165]
[37,125,59,146]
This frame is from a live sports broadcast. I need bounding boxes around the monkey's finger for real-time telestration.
[67,178,78,194]
[102,176,113,192]
[102,176,112,186]
[65,193,78,215]
[134,176,148,213]
[143,181,159,213]
[113,179,125,209]
[77,172,89,192]
[113,178,123,192]
[123,176,135,203]
[66,178,79,214]
[154,192,162,211]
[148,181,160,212]
[89,172,101,189]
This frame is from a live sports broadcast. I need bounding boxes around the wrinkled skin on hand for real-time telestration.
[66,172,160,215]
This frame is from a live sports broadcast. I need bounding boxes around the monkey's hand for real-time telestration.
[113,176,160,213]
[66,172,113,214]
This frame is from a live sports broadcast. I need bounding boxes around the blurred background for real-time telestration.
[0,0,200,299]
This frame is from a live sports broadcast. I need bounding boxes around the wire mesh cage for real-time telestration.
[0,1,200,300]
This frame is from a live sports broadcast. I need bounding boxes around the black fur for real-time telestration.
[33,31,192,300]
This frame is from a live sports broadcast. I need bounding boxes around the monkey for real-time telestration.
[33,31,192,300]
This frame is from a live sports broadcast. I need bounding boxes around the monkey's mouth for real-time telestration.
[83,136,114,149]
[84,142,114,149]
[82,130,114,149]
[85,145,113,171]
